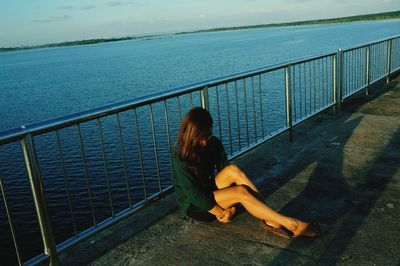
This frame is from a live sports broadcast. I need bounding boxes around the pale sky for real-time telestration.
[0,0,399,47]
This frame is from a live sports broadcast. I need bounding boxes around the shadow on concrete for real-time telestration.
[263,79,400,265]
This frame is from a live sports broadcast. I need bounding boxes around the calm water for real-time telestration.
[1,20,400,264]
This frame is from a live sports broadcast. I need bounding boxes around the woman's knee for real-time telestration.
[225,164,242,177]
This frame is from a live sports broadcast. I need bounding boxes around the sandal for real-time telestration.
[260,221,293,239]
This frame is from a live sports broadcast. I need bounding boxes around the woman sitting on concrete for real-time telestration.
[172,107,321,238]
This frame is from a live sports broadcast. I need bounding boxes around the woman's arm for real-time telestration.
[173,156,217,212]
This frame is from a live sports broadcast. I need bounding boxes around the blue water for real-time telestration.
[1,20,400,264]
[1,20,400,131]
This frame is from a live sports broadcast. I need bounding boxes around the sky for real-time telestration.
[0,0,399,47]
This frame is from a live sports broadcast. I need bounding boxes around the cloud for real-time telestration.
[107,1,148,7]
[81,5,96,10]
[284,0,315,2]
[31,15,71,23]
[60,6,74,10]
[107,1,124,7]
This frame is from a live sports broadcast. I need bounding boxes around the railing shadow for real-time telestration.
[259,80,400,264]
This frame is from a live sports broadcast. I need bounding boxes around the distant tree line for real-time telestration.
[178,10,400,34]
[1,10,399,52]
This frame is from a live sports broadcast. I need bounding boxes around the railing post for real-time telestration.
[201,86,209,110]
[333,54,338,115]
[365,46,371,96]
[386,39,392,84]
[285,65,293,142]
[21,134,59,266]
[336,49,343,112]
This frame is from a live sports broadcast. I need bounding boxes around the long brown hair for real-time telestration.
[177,107,213,174]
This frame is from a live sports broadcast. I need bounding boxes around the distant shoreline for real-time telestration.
[1,10,400,53]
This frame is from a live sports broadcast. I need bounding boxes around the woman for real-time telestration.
[172,107,320,238]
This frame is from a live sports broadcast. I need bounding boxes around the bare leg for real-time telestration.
[213,186,316,236]
[215,164,258,192]
[215,164,280,228]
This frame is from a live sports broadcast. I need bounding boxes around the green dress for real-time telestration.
[172,136,228,219]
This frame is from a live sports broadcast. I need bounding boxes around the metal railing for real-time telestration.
[0,34,399,265]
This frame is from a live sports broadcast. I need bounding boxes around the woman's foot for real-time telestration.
[291,220,321,237]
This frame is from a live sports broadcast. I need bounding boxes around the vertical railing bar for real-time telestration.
[243,79,250,146]
[251,76,257,141]
[201,86,209,110]
[321,58,325,106]
[116,113,132,207]
[299,63,302,118]
[303,62,307,116]
[333,54,337,114]
[342,52,346,97]
[382,42,385,77]
[353,49,356,93]
[347,52,350,96]
[325,56,328,105]
[322,57,326,105]
[317,59,321,109]
[356,48,360,89]
[258,75,265,138]
[366,45,370,95]
[354,48,360,91]
[77,124,96,225]
[149,104,162,192]
[359,48,362,89]
[216,85,223,142]
[285,65,293,141]
[234,80,241,150]
[177,96,182,123]
[326,56,330,105]
[55,130,77,235]
[339,49,344,110]
[375,44,378,80]
[163,100,173,177]
[313,60,316,112]
[308,60,312,114]
[292,64,297,122]
[370,46,373,88]
[0,176,23,266]
[225,83,233,155]
[349,50,352,94]
[374,44,377,82]
[378,42,381,78]
[380,42,383,78]
[97,119,115,216]
[21,134,59,265]
[360,48,363,89]
[329,56,332,104]
[189,93,193,109]
[387,39,392,83]
[133,109,147,199]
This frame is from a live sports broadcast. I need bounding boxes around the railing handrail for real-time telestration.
[341,33,400,52]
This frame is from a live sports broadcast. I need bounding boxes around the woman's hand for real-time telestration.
[216,206,236,223]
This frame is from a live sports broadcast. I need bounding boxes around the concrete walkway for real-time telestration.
[84,76,400,266]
